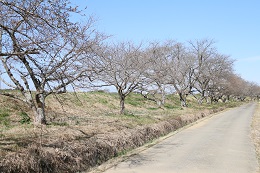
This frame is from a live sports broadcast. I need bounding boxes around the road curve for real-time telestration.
[103,103,259,173]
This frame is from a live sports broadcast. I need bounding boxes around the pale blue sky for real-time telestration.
[73,0,260,84]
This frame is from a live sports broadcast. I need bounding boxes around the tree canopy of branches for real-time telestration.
[166,41,196,107]
[89,42,148,114]
[0,0,259,121]
[188,39,234,104]
[0,0,105,124]
[132,39,258,107]
[140,41,172,107]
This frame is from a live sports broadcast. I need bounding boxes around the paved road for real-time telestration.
[104,103,259,173]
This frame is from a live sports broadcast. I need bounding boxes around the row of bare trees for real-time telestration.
[1,0,260,125]
[89,40,260,114]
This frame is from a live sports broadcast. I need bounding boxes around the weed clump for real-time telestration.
[19,112,31,124]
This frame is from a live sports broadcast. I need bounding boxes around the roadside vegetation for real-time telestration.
[0,91,244,172]
[252,102,260,172]
[1,0,260,172]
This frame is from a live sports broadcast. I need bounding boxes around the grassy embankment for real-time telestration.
[0,91,241,172]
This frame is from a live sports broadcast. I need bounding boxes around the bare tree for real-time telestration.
[165,41,195,107]
[140,41,171,107]
[194,54,234,104]
[207,54,234,102]
[229,74,246,101]
[0,0,105,124]
[90,41,148,114]
[241,81,260,101]
[221,73,250,101]
[187,39,217,104]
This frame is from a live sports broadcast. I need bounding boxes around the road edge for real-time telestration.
[88,105,238,173]
[251,101,260,173]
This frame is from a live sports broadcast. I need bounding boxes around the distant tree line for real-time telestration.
[0,0,259,125]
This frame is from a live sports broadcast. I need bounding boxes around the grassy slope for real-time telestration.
[0,91,242,172]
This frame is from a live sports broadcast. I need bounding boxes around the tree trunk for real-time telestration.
[198,97,204,105]
[179,93,188,107]
[206,96,211,104]
[120,95,125,115]
[198,90,205,105]
[209,96,213,104]
[227,95,230,101]
[161,89,166,106]
[34,93,46,125]
[157,90,166,108]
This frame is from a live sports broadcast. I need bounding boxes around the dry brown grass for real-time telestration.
[0,91,239,173]
[251,102,260,172]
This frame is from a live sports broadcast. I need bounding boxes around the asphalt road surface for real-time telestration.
[103,103,259,173]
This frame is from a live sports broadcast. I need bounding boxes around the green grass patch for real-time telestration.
[98,98,108,104]
[126,99,139,106]
[126,93,147,107]
[0,108,11,126]
[122,111,156,125]
[19,112,31,124]
[164,103,182,110]
[49,122,69,126]
[147,107,159,110]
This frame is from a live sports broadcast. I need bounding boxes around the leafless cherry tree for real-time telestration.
[187,39,218,104]
[227,73,255,101]
[246,82,260,101]
[0,0,105,124]
[165,41,195,107]
[206,54,234,102]
[90,41,148,114]
[140,41,171,107]
[194,54,234,104]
